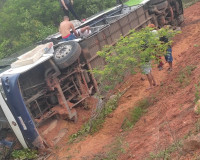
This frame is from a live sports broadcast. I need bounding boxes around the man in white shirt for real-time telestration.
[76,26,91,38]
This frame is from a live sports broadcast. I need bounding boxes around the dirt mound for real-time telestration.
[47,2,200,159]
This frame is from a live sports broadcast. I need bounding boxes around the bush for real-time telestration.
[11,149,38,160]
[121,97,154,130]
[69,94,121,142]
[92,27,178,91]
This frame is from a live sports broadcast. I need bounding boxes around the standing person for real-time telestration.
[59,16,78,41]
[142,61,156,90]
[140,36,156,90]
[160,36,173,71]
[60,0,80,20]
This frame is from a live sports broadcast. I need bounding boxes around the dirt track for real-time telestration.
[48,2,200,159]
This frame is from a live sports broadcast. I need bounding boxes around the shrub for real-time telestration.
[11,149,38,160]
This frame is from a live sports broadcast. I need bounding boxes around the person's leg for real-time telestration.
[80,26,90,33]
[166,58,173,71]
[168,53,173,70]
[156,56,163,70]
[168,62,173,70]
[150,72,156,86]
[68,34,77,40]
[65,1,80,20]
[165,55,171,71]
[158,61,164,70]
[62,34,77,41]
[166,48,173,71]
[62,7,69,16]
[146,74,153,89]
[62,36,70,41]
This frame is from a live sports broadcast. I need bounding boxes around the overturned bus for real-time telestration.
[0,0,184,150]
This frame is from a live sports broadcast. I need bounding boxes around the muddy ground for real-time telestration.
[47,2,200,160]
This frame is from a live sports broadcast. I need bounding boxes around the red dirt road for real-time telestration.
[48,2,200,160]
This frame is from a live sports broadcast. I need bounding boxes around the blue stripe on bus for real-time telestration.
[1,74,40,148]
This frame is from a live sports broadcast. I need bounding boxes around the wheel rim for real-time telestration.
[55,45,72,59]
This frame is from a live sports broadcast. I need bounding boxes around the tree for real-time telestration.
[0,0,62,59]
[74,0,116,19]
[92,27,178,91]
[0,0,118,59]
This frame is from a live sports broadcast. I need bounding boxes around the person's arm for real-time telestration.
[80,26,91,33]
[71,0,74,5]
[71,23,78,37]
[61,0,68,10]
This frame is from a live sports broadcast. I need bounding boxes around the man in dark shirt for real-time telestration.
[60,0,80,21]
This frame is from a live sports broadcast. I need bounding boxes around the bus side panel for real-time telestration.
[0,93,28,148]
[1,74,44,149]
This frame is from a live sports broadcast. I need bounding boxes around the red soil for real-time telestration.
[47,2,200,159]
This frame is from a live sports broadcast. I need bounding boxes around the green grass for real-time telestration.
[147,120,200,160]
[194,83,200,115]
[69,94,121,143]
[147,140,183,160]
[11,149,38,160]
[182,0,200,8]
[195,119,200,133]
[176,65,196,88]
[93,137,128,160]
[121,97,154,130]
[195,82,200,103]
[124,0,200,8]
[124,0,144,6]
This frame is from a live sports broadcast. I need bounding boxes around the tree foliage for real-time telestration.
[0,0,62,59]
[74,0,116,19]
[0,0,118,59]
[92,27,179,91]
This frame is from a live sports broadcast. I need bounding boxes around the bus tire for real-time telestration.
[53,41,81,69]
